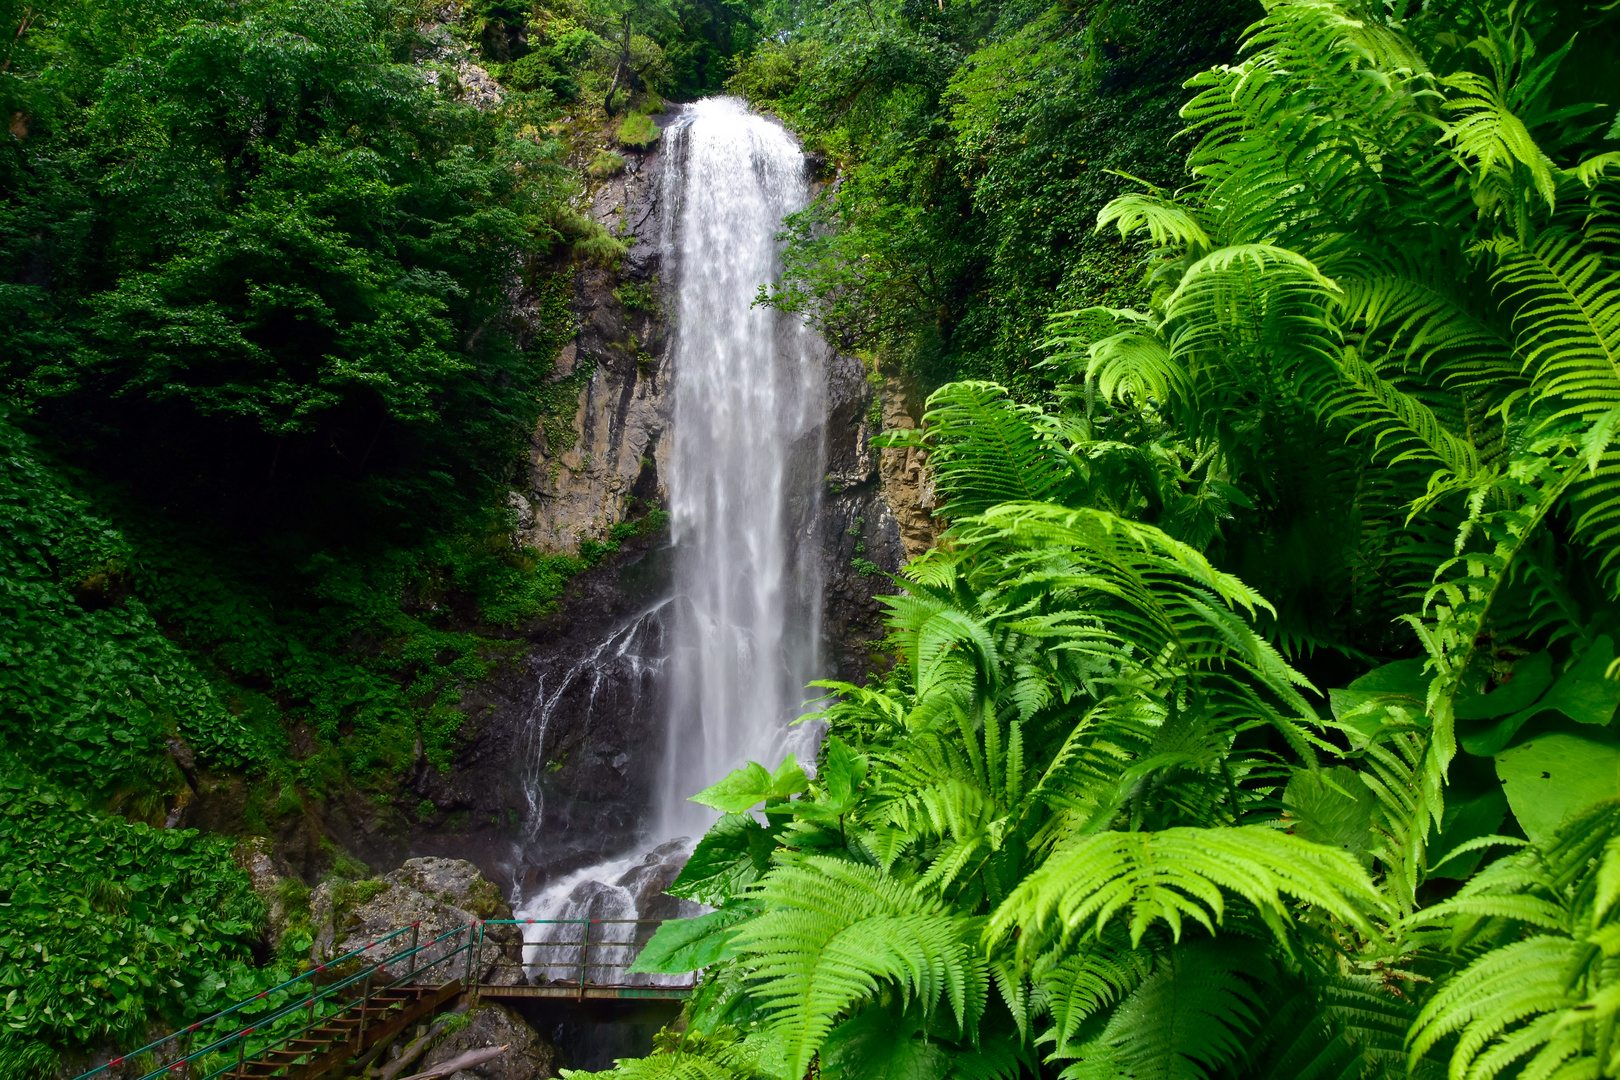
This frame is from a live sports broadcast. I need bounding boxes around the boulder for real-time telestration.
[418,1003,559,1080]
[384,857,515,920]
[309,863,524,986]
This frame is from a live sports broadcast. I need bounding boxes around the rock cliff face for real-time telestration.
[816,352,910,680]
[319,113,938,899]
[518,134,671,555]
[309,856,526,986]
[878,378,944,561]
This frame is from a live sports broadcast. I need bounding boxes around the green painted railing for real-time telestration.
[73,918,693,1079]
[482,918,695,996]
[72,921,476,1080]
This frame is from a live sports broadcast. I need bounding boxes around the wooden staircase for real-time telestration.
[223,980,464,1080]
[74,918,695,1080]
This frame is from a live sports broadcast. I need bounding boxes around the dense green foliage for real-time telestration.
[12,0,1620,1075]
[578,2,1620,1080]
[0,0,729,1069]
[738,0,1258,390]
[0,763,271,1078]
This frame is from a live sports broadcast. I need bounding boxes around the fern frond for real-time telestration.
[1407,936,1581,1077]
[990,825,1383,960]
[734,856,988,1079]
[1317,347,1481,474]
[1030,932,1149,1054]
[1243,968,1420,1080]
[1494,229,1620,425]
[1440,69,1560,211]
[559,1028,760,1080]
[908,381,1084,519]
[1086,320,1187,408]
[1095,192,1211,250]
[1052,937,1267,1080]
[1163,244,1343,379]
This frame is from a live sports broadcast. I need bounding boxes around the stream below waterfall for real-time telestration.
[510,97,829,992]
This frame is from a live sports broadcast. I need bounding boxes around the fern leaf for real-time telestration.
[1095,191,1212,250]
[911,381,1083,519]
[990,825,1383,960]
[1053,938,1266,1080]
[733,856,988,1080]
[1495,229,1620,424]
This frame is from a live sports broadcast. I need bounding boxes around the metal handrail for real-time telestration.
[481,918,696,996]
[76,922,477,1080]
[76,917,693,1079]
[71,922,423,1080]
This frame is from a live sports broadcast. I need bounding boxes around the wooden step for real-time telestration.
[230,979,465,1080]
[369,994,414,1006]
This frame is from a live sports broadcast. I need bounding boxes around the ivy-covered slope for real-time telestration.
[0,764,269,1077]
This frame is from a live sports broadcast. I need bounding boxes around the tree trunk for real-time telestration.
[603,11,632,116]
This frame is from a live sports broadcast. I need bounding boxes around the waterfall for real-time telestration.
[514,97,826,949]
[659,96,826,837]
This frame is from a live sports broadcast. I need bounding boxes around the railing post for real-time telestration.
[176,1028,192,1079]
[577,920,591,1002]
[460,919,473,990]
[358,967,373,1042]
[408,922,419,979]
[471,921,486,1005]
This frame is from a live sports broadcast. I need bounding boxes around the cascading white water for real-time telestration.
[514,97,825,950]
[658,96,826,838]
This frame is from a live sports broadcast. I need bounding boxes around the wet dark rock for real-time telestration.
[418,1002,560,1080]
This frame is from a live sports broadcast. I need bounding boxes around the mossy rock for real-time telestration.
[616,112,660,149]
[588,148,626,178]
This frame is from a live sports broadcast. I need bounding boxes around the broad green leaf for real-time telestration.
[1496,727,1620,842]
[1330,659,1429,743]
[769,755,809,800]
[1428,782,1509,879]
[1538,636,1620,726]
[820,736,867,806]
[1461,641,1620,756]
[691,761,774,813]
[1284,767,1377,864]
[793,738,866,825]
[1457,651,1556,756]
[1345,658,1432,696]
[1455,652,1556,720]
[820,1005,950,1080]
[627,904,758,974]
[666,814,776,905]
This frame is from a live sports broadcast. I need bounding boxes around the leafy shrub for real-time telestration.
[613,279,656,311]
[616,111,662,149]
[556,211,628,264]
[0,762,272,1073]
[0,414,272,793]
[726,40,814,106]
[498,24,602,102]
